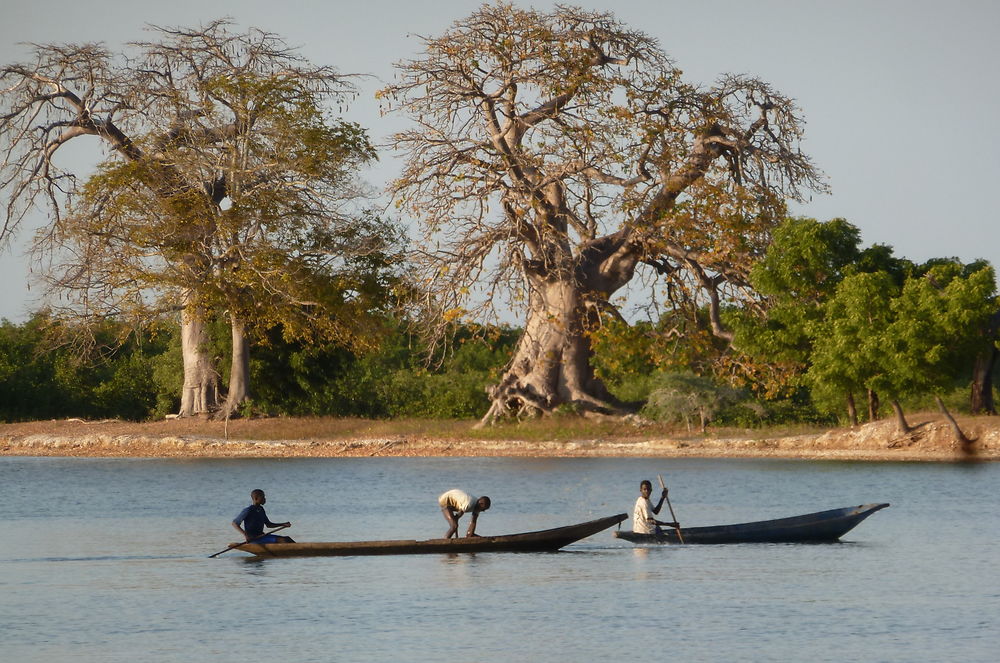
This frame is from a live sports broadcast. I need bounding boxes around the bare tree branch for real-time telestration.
[380,4,825,421]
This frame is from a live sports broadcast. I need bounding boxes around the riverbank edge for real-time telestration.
[2,415,997,461]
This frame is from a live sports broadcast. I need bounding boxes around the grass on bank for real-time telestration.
[0,414,829,443]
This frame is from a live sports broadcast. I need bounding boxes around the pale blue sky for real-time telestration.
[2,0,998,322]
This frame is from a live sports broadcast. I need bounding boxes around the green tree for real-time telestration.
[729,217,865,396]
[0,316,60,421]
[1,21,397,419]
[806,272,898,424]
[0,314,166,422]
[240,320,518,420]
[877,263,997,433]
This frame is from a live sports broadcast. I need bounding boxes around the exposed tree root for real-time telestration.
[477,379,626,428]
[890,399,913,435]
[935,396,977,455]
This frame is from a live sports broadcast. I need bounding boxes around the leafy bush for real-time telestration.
[641,372,743,431]
[222,320,513,419]
[0,314,168,422]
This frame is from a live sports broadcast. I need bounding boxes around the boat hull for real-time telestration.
[233,513,627,557]
[614,503,889,544]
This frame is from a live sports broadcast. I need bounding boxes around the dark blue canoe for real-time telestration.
[613,503,889,544]
[233,513,628,557]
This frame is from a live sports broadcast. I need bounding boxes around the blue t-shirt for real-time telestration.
[233,504,276,537]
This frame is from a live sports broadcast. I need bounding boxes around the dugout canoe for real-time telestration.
[231,513,627,557]
[613,503,889,545]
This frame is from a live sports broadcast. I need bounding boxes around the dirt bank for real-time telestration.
[1,414,997,461]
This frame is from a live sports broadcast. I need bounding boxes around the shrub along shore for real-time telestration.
[1,414,997,461]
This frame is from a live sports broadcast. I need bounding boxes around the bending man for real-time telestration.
[438,489,491,538]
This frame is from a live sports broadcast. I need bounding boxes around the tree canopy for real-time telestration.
[735,216,998,429]
[1,21,402,418]
[380,3,825,423]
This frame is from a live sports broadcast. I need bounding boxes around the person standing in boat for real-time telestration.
[438,489,491,538]
[633,480,678,534]
[232,489,295,543]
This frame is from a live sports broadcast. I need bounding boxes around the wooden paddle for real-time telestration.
[658,474,685,544]
[209,524,290,558]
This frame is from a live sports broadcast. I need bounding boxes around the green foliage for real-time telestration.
[0,314,166,422]
[0,314,519,422]
[2,247,996,427]
[0,315,62,421]
[592,313,730,405]
[852,244,914,285]
[879,262,997,399]
[92,353,158,420]
[217,320,517,420]
[715,392,834,428]
[721,217,874,402]
[750,217,862,301]
[806,271,898,416]
[732,215,1000,425]
[149,334,184,418]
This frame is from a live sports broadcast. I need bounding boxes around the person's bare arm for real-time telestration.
[652,488,668,515]
[466,511,480,537]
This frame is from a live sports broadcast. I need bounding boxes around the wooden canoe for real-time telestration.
[613,503,889,544]
[232,513,627,557]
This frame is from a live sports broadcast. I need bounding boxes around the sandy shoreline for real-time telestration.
[2,415,998,461]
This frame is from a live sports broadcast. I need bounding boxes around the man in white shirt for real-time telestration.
[633,479,678,534]
[438,488,491,538]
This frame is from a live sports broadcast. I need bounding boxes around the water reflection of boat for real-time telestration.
[614,503,889,545]
[232,513,627,557]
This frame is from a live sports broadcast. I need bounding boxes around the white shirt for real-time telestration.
[633,496,657,534]
[438,489,476,513]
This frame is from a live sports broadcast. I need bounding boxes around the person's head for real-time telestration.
[476,496,491,512]
[639,480,652,497]
[250,489,266,505]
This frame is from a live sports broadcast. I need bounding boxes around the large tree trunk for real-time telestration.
[867,389,880,422]
[935,395,976,452]
[889,399,912,435]
[970,346,997,415]
[479,277,618,426]
[216,316,250,420]
[845,392,858,426]
[970,310,1000,415]
[178,301,219,417]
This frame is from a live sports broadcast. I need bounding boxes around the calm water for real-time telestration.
[1,456,997,662]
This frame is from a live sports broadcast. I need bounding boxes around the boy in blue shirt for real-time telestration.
[232,489,295,543]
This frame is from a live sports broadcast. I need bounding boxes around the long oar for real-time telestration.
[658,474,685,544]
[209,524,290,558]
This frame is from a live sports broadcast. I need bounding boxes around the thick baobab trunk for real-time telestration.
[178,304,219,417]
[216,317,250,420]
[479,278,617,425]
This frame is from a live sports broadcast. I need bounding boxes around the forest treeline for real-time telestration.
[2,217,996,427]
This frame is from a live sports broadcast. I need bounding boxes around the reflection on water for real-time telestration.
[1,456,998,663]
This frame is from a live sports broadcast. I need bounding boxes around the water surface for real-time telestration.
[2,456,996,662]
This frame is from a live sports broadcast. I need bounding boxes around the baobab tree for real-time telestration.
[1,21,394,418]
[380,3,825,424]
